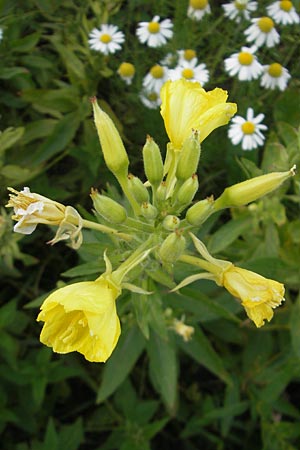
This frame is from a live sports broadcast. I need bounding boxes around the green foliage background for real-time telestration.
[1,0,300,449]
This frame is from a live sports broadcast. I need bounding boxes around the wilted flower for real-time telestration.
[224,46,263,81]
[136,15,173,48]
[37,277,121,362]
[244,17,280,48]
[228,107,267,150]
[88,24,125,55]
[260,63,291,91]
[172,317,195,342]
[117,62,135,85]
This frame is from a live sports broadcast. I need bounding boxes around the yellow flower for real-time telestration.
[37,277,121,362]
[160,79,237,150]
[222,266,285,327]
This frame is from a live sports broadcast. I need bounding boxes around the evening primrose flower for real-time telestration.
[136,15,173,48]
[37,276,121,362]
[169,60,210,86]
[117,62,135,85]
[244,17,280,48]
[160,79,237,150]
[222,266,285,327]
[224,46,263,81]
[228,107,267,150]
[88,24,125,55]
[222,1,258,23]
[260,63,291,91]
[187,0,211,21]
[142,64,169,94]
[267,1,299,25]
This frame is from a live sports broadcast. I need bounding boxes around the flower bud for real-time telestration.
[91,97,129,178]
[143,135,164,186]
[214,165,296,210]
[176,174,199,206]
[186,196,214,226]
[176,131,201,181]
[140,202,158,220]
[127,174,149,204]
[156,182,167,203]
[159,231,186,263]
[162,215,180,231]
[90,189,127,224]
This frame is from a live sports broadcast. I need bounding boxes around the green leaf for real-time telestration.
[11,32,40,52]
[177,326,232,385]
[0,67,28,79]
[59,418,84,450]
[147,330,178,415]
[43,419,58,450]
[96,325,145,403]
[0,127,24,154]
[208,217,251,254]
[290,294,300,359]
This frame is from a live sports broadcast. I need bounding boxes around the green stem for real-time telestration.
[123,217,155,233]
[165,150,180,198]
[81,219,132,241]
[178,254,222,276]
[116,173,141,217]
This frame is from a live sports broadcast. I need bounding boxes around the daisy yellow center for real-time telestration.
[190,0,208,9]
[100,33,112,44]
[182,68,194,79]
[150,65,164,79]
[242,121,255,134]
[234,1,246,10]
[257,17,274,33]
[148,22,160,33]
[119,62,135,77]
[148,92,158,101]
[268,63,283,78]
[238,52,253,65]
[184,49,196,61]
[280,1,292,12]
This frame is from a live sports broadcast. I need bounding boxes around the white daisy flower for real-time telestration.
[117,62,135,85]
[224,46,263,81]
[222,1,258,23]
[177,49,198,65]
[140,90,162,109]
[187,0,211,21]
[244,17,280,48]
[267,1,300,25]
[228,107,267,151]
[142,64,169,94]
[136,15,173,48]
[88,24,125,55]
[160,52,177,67]
[169,59,210,86]
[260,63,291,91]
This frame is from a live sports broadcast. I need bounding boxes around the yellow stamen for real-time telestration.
[148,21,160,33]
[184,49,196,61]
[6,187,37,209]
[150,65,164,79]
[268,63,283,78]
[257,17,274,33]
[280,1,292,12]
[182,68,194,79]
[148,92,159,101]
[234,1,246,10]
[100,34,112,43]
[190,0,208,9]
[242,121,255,134]
[238,52,253,65]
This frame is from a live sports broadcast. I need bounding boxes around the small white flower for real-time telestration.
[136,15,173,48]
[222,1,258,23]
[244,17,280,48]
[187,0,211,21]
[140,90,162,109]
[160,52,177,67]
[177,49,198,65]
[267,1,299,25]
[0,28,3,41]
[224,46,263,81]
[169,59,210,86]
[228,107,267,151]
[117,62,135,85]
[142,64,169,94]
[260,63,291,91]
[88,24,125,55]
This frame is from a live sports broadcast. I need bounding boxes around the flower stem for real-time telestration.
[178,254,222,276]
[82,219,133,241]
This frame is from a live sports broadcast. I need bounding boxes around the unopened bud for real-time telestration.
[177,174,199,205]
[159,231,186,263]
[140,202,158,220]
[162,215,180,231]
[186,196,214,226]
[127,174,149,203]
[176,131,201,181]
[214,165,296,210]
[143,135,164,186]
[156,181,167,203]
[91,97,129,178]
[90,189,127,224]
